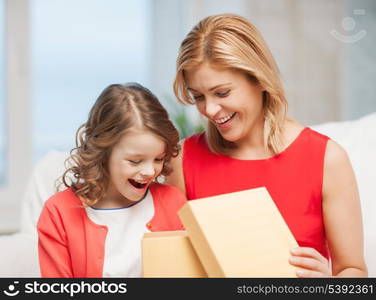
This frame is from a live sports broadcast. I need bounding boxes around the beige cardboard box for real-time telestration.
[142,230,207,277]
[178,187,298,277]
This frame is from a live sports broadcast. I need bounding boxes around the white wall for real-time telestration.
[0,0,32,233]
[343,0,376,120]
[150,0,376,126]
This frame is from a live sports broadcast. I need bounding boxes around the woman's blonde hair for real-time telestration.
[62,83,180,206]
[174,14,287,155]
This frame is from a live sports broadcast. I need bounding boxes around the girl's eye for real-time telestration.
[128,160,141,165]
[216,90,230,98]
[155,158,165,163]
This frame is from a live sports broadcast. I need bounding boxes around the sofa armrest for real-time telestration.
[0,233,39,277]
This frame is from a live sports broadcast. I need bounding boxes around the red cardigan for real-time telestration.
[37,183,186,278]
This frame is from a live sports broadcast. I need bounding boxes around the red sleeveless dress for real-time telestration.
[183,127,330,258]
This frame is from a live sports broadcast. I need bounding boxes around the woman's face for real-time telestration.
[185,63,264,144]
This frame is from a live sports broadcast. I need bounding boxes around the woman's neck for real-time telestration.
[229,118,271,160]
[228,119,304,160]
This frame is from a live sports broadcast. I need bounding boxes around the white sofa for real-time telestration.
[312,113,376,276]
[0,150,68,277]
[0,113,375,277]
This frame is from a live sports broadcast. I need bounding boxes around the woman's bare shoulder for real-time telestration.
[282,119,306,148]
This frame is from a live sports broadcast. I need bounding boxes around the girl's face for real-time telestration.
[185,63,264,144]
[105,128,166,207]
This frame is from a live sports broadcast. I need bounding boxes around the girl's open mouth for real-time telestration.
[128,179,148,189]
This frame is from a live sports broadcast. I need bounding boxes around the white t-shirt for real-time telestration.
[85,190,153,277]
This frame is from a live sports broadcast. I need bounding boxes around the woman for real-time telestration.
[167,14,367,277]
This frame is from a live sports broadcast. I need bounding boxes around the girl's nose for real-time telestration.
[140,164,155,178]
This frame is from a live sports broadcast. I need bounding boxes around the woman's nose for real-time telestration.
[205,100,221,118]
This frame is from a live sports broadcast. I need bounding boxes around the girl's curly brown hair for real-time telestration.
[62,83,180,206]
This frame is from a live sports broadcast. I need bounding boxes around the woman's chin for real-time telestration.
[219,130,241,143]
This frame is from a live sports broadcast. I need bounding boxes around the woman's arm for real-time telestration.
[165,139,186,195]
[290,140,368,277]
[323,140,367,277]
[37,202,73,277]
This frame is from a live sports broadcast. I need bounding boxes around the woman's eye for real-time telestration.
[216,90,230,98]
[155,158,165,163]
[192,94,204,101]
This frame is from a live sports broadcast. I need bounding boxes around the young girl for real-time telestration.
[37,83,187,278]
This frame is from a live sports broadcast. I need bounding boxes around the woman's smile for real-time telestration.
[212,112,237,130]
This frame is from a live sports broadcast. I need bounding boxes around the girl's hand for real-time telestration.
[289,247,332,278]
